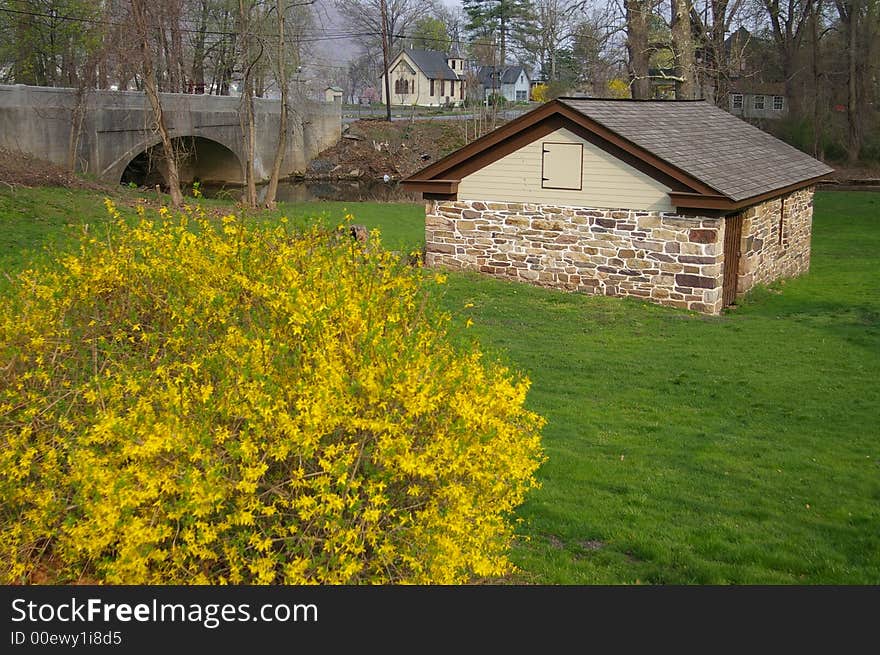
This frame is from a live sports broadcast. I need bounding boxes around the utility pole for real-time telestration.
[380,0,392,121]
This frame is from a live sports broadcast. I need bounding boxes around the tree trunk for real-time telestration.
[191,0,209,93]
[239,0,258,207]
[810,2,824,159]
[132,0,184,207]
[500,11,507,66]
[835,0,863,163]
[625,0,651,99]
[380,0,392,121]
[171,9,186,93]
[671,0,697,99]
[264,0,288,209]
[845,3,860,163]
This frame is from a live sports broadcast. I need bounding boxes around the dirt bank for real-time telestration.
[0,147,112,192]
[305,119,477,182]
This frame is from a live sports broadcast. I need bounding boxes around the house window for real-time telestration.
[430,79,435,96]
[441,80,445,96]
[753,95,765,110]
[773,95,784,110]
[516,90,527,101]
[394,78,410,95]
[541,142,583,191]
[732,94,743,110]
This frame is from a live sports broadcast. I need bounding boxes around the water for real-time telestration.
[203,179,420,203]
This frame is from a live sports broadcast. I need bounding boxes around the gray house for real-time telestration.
[477,65,530,103]
[402,98,831,315]
[729,82,788,119]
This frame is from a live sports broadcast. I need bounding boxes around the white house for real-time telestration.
[477,65,530,103]
[324,86,343,103]
[379,49,466,107]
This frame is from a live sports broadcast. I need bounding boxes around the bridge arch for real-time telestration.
[107,134,244,189]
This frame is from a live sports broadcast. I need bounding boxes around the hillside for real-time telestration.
[305,119,485,181]
[0,147,110,192]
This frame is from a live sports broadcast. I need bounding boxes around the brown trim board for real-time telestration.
[669,176,826,212]
[402,179,459,194]
[405,100,562,182]
[403,99,718,196]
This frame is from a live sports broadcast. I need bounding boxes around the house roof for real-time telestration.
[400,49,458,81]
[560,98,830,202]
[729,81,786,96]
[402,98,832,211]
[724,26,752,53]
[477,65,527,86]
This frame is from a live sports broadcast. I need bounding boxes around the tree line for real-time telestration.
[366,0,877,164]
[1,0,877,189]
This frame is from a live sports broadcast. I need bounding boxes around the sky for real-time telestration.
[310,0,465,71]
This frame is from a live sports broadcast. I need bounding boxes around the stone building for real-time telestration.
[402,98,832,314]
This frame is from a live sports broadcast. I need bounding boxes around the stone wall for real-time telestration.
[737,186,814,294]
[426,200,727,314]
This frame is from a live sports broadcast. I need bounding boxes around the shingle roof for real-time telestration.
[478,65,526,86]
[403,49,458,81]
[559,98,832,201]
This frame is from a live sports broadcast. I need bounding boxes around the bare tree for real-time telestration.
[761,0,815,113]
[264,0,312,206]
[521,0,579,81]
[265,0,287,208]
[833,0,879,163]
[688,0,749,106]
[381,0,393,120]
[131,0,184,207]
[335,0,430,57]
[238,0,260,207]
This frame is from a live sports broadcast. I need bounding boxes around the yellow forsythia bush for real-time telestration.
[0,201,545,584]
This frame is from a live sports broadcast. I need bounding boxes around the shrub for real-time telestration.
[0,201,545,584]
[531,83,549,103]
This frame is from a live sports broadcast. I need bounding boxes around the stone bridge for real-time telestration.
[0,84,341,186]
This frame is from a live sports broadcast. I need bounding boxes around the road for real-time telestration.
[342,106,531,125]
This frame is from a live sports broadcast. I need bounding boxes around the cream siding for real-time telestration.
[456,127,675,211]
[380,52,464,107]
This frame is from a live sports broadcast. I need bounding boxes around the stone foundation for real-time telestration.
[426,201,726,314]
[737,187,814,294]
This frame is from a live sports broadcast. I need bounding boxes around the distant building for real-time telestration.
[324,86,343,103]
[379,48,465,107]
[477,65,530,103]
[729,82,788,119]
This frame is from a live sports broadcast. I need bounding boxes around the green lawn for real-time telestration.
[0,189,423,276]
[1,186,877,584]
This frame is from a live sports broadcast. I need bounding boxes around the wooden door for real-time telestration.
[722,212,744,307]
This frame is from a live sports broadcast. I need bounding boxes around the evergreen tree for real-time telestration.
[462,0,534,65]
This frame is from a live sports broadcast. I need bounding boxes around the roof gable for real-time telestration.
[403,98,832,211]
[478,65,528,86]
[399,49,458,80]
